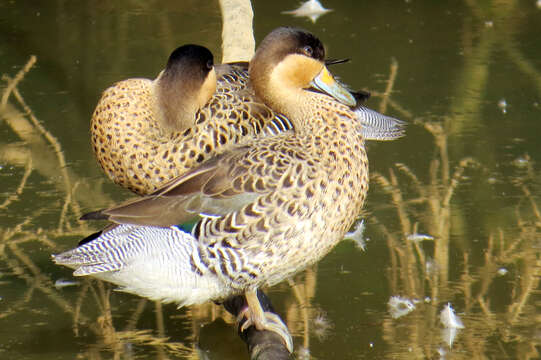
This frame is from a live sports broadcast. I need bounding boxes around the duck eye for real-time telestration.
[303,46,313,57]
[206,60,213,70]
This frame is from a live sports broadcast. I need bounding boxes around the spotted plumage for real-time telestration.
[90,42,403,196]
[92,60,280,195]
[55,27,387,352]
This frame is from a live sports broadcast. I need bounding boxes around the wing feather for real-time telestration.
[85,139,292,227]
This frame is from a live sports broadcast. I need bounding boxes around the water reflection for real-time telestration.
[370,116,541,357]
[1,0,541,359]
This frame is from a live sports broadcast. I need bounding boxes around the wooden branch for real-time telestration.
[222,290,293,360]
[218,0,255,63]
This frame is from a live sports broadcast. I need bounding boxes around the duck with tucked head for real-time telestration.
[54,27,372,353]
[155,45,217,132]
[91,38,404,196]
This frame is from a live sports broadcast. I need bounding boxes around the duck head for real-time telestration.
[156,44,217,132]
[249,27,356,121]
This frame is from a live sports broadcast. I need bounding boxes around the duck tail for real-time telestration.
[52,224,226,305]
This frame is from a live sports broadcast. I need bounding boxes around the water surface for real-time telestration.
[1,1,541,359]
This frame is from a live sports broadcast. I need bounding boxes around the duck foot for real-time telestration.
[237,289,294,353]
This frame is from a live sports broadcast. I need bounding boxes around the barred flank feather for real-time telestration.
[354,106,406,141]
[52,224,229,306]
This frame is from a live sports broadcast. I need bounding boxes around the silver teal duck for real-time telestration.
[90,40,404,196]
[54,27,373,352]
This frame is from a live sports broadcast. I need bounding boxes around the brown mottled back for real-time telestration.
[91,65,283,195]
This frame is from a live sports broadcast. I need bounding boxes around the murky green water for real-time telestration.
[1,0,541,359]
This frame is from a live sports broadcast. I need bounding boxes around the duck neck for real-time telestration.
[154,73,199,133]
[256,79,317,132]
[265,82,359,135]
